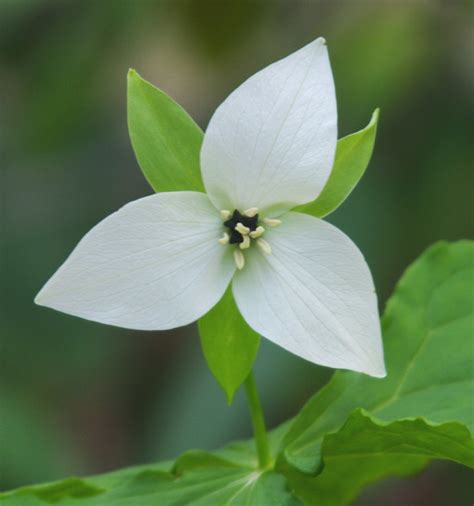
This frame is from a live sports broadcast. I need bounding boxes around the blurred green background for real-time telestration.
[1,0,473,503]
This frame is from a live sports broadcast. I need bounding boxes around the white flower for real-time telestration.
[35,38,386,377]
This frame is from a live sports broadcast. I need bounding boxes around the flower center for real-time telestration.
[218,208,281,270]
[224,209,259,244]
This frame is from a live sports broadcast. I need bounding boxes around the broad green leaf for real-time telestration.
[0,450,300,506]
[127,69,205,193]
[279,240,474,477]
[325,410,474,466]
[198,287,260,404]
[285,410,473,506]
[296,109,379,218]
[0,462,174,504]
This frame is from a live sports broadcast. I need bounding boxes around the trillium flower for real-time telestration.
[35,38,386,377]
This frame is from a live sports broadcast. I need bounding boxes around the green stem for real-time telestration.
[244,372,272,469]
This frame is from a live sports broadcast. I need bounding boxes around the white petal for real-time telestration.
[201,37,337,216]
[35,192,235,330]
[232,212,385,377]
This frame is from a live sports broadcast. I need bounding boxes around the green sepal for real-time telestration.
[127,69,205,193]
[198,286,260,404]
[297,109,379,218]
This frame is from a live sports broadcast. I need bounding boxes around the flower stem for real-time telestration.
[244,372,272,469]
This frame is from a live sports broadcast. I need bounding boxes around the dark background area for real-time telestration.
[1,0,473,504]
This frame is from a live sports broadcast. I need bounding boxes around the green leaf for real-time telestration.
[127,69,205,193]
[296,109,379,218]
[198,287,260,404]
[284,410,473,506]
[325,410,474,466]
[0,451,301,506]
[278,241,474,502]
[0,462,174,504]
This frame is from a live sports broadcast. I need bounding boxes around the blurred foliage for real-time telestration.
[1,0,473,504]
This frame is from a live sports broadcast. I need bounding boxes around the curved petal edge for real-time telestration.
[232,212,386,377]
[201,37,338,216]
[35,192,235,330]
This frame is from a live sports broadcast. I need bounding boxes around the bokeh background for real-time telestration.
[1,0,473,503]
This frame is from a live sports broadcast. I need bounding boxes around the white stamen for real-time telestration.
[239,235,251,250]
[234,249,245,270]
[243,207,259,218]
[263,217,282,227]
[218,232,230,245]
[235,222,250,235]
[249,226,265,239]
[256,238,272,255]
[220,210,232,220]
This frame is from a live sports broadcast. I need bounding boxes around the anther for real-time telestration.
[256,238,272,255]
[243,207,259,218]
[220,210,232,220]
[239,235,251,250]
[234,249,245,270]
[218,232,230,245]
[263,218,281,227]
[235,222,250,235]
[249,226,265,239]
